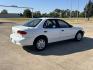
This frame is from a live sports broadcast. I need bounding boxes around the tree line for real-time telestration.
[0,9,82,18]
[0,0,93,19]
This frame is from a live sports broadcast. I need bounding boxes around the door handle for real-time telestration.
[44,31,47,33]
[61,30,64,31]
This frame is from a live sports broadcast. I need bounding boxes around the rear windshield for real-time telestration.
[23,19,42,27]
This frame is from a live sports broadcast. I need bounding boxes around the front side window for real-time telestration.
[23,19,42,27]
[57,20,70,28]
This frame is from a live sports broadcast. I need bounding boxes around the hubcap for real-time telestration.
[77,33,82,40]
[37,39,45,50]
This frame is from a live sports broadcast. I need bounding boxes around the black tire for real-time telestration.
[34,37,47,51]
[75,32,83,41]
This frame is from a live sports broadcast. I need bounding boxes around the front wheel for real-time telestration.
[34,38,47,51]
[75,32,83,41]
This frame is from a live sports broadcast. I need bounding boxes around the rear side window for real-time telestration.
[43,19,59,28]
[23,19,42,27]
[43,20,54,28]
[57,20,70,28]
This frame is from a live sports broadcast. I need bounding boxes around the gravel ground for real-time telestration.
[0,23,93,70]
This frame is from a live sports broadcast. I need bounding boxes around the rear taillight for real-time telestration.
[17,30,27,35]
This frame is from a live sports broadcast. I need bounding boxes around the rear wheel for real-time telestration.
[75,32,83,41]
[34,38,47,51]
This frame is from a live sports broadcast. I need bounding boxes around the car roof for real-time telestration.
[39,18,62,20]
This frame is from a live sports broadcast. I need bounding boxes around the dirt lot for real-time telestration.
[0,22,93,70]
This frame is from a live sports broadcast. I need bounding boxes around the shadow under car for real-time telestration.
[23,37,93,56]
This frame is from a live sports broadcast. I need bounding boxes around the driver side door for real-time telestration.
[57,19,76,40]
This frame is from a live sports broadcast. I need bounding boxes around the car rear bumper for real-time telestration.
[10,34,33,46]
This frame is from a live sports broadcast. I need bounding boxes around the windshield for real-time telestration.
[23,19,42,27]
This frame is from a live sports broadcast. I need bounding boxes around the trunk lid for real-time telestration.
[12,25,29,34]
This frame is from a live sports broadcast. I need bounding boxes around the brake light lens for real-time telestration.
[17,31,27,35]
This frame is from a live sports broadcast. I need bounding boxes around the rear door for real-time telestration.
[43,19,60,43]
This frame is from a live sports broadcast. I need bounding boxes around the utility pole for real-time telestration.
[70,0,72,18]
[60,11,62,18]
[77,0,79,23]
[31,8,34,18]
[85,5,87,19]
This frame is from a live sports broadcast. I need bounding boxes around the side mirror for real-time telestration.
[53,25,56,28]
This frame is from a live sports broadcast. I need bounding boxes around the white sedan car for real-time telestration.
[10,18,84,51]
